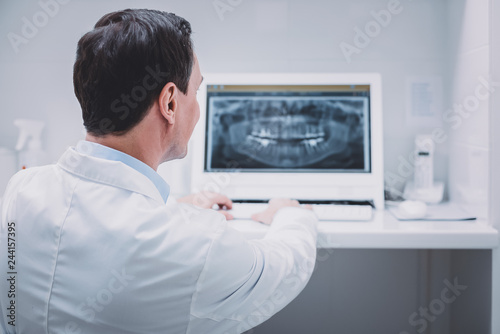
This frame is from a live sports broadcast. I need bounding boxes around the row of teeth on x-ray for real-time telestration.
[229,118,350,168]
[249,117,326,141]
[245,135,330,167]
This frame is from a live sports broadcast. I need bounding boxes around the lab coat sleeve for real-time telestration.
[188,207,318,334]
[0,169,31,333]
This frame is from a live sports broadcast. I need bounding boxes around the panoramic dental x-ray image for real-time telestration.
[206,92,370,172]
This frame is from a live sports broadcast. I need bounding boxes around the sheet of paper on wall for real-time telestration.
[405,76,443,127]
[388,202,477,221]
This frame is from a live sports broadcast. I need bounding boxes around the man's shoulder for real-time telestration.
[4,164,57,193]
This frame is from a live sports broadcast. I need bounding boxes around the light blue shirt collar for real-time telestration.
[75,140,170,203]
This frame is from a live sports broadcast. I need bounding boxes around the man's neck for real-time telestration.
[85,133,161,171]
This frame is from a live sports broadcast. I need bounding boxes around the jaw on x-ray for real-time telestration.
[206,96,369,171]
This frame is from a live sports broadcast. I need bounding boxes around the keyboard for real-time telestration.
[228,200,374,221]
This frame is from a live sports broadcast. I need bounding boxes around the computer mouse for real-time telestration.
[398,200,427,219]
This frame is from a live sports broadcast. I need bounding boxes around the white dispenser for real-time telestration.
[414,135,434,189]
[403,134,444,204]
[14,119,47,169]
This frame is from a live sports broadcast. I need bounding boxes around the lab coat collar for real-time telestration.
[74,141,169,203]
[57,146,169,204]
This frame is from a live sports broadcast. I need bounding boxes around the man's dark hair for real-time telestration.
[73,9,194,135]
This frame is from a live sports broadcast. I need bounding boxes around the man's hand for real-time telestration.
[177,191,233,220]
[251,198,312,225]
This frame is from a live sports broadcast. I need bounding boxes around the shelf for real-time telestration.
[228,211,499,249]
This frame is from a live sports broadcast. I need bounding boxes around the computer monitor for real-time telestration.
[190,73,384,209]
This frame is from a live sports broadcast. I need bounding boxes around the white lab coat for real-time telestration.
[0,146,318,334]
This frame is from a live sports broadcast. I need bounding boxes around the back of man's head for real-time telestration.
[73,9,194,136]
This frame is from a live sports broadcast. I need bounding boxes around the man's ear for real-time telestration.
[159,82,178,125]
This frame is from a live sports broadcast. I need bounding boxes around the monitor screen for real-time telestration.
[204,84,371,173]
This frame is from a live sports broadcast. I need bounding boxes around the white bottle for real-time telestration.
[414,134,434,190]
[14,119,47,170]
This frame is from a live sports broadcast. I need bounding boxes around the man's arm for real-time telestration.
[187,205,318,334]
[177,191,233,220]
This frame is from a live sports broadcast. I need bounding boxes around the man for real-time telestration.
[0,9,318,334]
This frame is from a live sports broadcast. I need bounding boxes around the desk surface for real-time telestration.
[229,210,499,249]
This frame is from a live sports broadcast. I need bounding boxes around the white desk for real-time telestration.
[230,210,500,333]
[229,210,498,249]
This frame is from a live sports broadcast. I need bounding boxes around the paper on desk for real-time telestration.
[388,202,477,221]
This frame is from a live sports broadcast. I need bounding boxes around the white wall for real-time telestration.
[490,0,500,331]
[0,0,449,197]
[446,0,490,219]
[445,0,493,332]
[491,0,500,238]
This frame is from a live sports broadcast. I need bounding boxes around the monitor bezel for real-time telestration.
[190,73,384,209]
